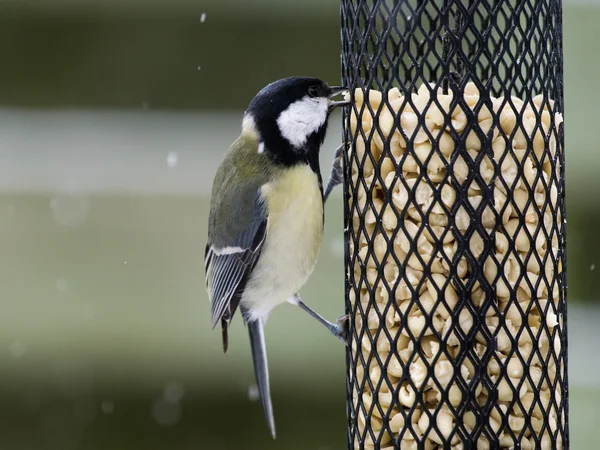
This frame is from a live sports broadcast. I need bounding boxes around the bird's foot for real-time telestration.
[332,314,350,346]
[292,295,350,346]
[323,143,346,202]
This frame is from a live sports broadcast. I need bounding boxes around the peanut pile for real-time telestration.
[347,83,565,449]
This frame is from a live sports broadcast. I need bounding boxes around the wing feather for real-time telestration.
[205,134,272,351]
[205,193,268,329]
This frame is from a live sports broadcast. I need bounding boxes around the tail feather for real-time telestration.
[247,319,276,439]
[221,318,229,354]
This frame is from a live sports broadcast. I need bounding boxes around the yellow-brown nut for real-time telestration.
[375,98,403,141]
[426,96,452,127]
[383,358,406,383]
[367,306,398,330]
[414,141,446,174]
[358,416,393,447]
[451,107,467,132]
[498,104,518,135]
[492,233,510,256]
[423,225,456,245]
[390,178,413,210]
[388,133,407,160]
[388,87,402,103]
[351,88,381,108]
[389,411,406,434]
[443,308,475,346]
[409,356,428,389]
[532,94,555,111]
[418,408,460,446]
[426,273,458,311]
[395,268,425,301]
[399,383,417,407]
[380,157,396,181]
[350,102,377,135]
[437,131,455,156]
[397,111,426,144]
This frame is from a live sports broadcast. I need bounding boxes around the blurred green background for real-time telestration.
[1,0,599,448]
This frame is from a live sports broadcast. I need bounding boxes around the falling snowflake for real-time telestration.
[101,401,115,414]
[164,380,185,403]
[9,340,27,359]
[166,152,178,168]
[56,277,69,292]
[248,384,259,401]
[50,195,90,227]
[152,398,182,427]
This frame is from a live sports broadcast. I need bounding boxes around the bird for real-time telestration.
[204,76,349,439]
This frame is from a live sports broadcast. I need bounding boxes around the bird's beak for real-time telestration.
[329,86,348,97]
[328,86,350,110]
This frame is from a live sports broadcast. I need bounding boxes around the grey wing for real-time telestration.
[205,193,267,329]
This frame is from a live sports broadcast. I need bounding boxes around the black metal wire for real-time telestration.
[341,0,567,448]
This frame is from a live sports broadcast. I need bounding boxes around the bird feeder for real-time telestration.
[341,0,567,448]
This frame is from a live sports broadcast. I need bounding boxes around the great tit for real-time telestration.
[205,76,348,438]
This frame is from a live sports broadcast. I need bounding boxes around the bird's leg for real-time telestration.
[308,143,349,344]
[288,294,349,345]
[313,144,349,344]
[323,143,345,202]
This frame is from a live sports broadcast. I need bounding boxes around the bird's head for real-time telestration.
[242,77,348,163]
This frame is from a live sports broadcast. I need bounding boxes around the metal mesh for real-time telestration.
[340,0,567,448]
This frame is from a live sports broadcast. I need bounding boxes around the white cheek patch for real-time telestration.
[276,96,328,148]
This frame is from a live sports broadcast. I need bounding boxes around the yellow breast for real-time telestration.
[262,164,324,283]
[240,164,324,320]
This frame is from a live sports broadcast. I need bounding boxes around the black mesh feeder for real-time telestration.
[340,0,567,448]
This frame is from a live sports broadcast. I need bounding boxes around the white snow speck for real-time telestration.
[329,235,345,258]
[56,277,69,292]
[50,195,90,227]
[166,152,178,168]
[197,65,201,71]
[152,398,182,427]
[164,380,185,403]
[591,264,596,271]
[248,384,260,402]
[9,340,27,359]
[124,261,128,265]
[200,13,207,23]
[101,400,115,414]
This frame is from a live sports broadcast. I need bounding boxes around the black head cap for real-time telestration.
[243,77,346,166]
[246,77,331,122]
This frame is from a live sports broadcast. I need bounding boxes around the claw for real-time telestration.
[324,143,346,202]
[334,314,350,346]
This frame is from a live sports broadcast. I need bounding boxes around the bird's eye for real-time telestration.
[308,85,320,98]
